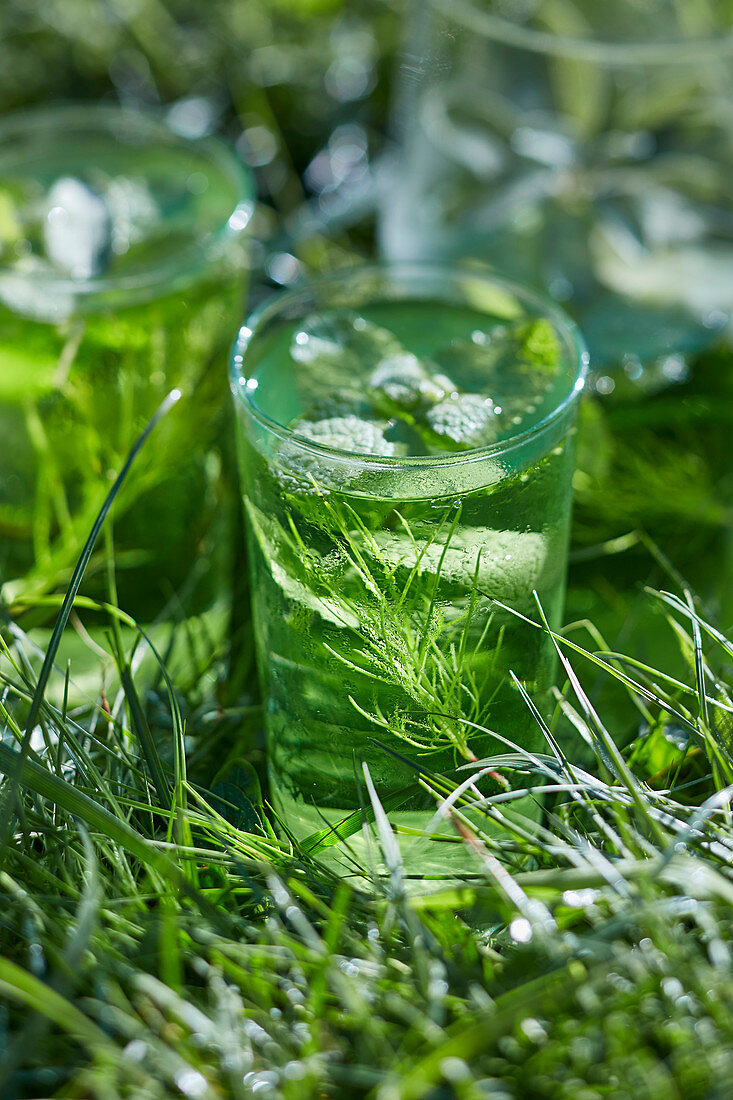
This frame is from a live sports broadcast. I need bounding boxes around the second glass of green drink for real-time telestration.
[0,105,253,621]
[231,264,587,876]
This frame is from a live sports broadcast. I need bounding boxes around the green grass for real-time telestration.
[2,4,733,1084]
[2,380,733,1098]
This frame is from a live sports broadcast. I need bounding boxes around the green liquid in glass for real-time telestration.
[0,278,243,614]
[236,293,580,876]
[0,110,249,618]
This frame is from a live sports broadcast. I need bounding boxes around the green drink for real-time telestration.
[231,265,586,874]
[0,106,252,617]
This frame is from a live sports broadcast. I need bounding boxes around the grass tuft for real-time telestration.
[2,509,733,1097]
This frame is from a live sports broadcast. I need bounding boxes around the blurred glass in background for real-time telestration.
[0,105,252,621]
[381,0,733,397]
[0,0,398,291]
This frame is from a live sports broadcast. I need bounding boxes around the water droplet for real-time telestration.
[175,1069,208,1097]
[595,375,615,395]
[509,917,532,943]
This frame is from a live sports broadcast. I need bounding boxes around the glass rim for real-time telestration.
[230,261,589,471]
[0,102,254,299]
[430,0,733,65]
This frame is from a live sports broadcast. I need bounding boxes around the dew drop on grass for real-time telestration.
[175,1069,208,1098]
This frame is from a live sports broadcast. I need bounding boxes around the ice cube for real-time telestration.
[0,257,75,322]
[291,314,348,365]
[245,499,358,629]
[434,323,557,431]
[434,327,506,392]
[293,415,398,457]
[369,526,547,605]
[276,415,399,494]
[104,176,159,256]
[425,393,500,449]
[438,320,559,387]
[368,352,451,409]
[43,177,111,279]
[290,312,456,443]
[290,311,405,415]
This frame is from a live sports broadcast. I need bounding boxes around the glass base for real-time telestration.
[271,777,543,885]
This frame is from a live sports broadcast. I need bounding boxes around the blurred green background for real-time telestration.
[0,0,400,291]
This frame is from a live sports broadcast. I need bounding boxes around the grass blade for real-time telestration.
[0,390,182,855]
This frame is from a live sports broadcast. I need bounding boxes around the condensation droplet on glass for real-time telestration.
[175,1069,208,1098]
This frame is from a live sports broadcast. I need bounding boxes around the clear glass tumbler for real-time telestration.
[381,0,733,395]
[231,263,587,876]
[0,105,253,619]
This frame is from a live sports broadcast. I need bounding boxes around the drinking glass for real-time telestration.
[381,0,733,395]
[0,105,253,618]
[231,263,587,875]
